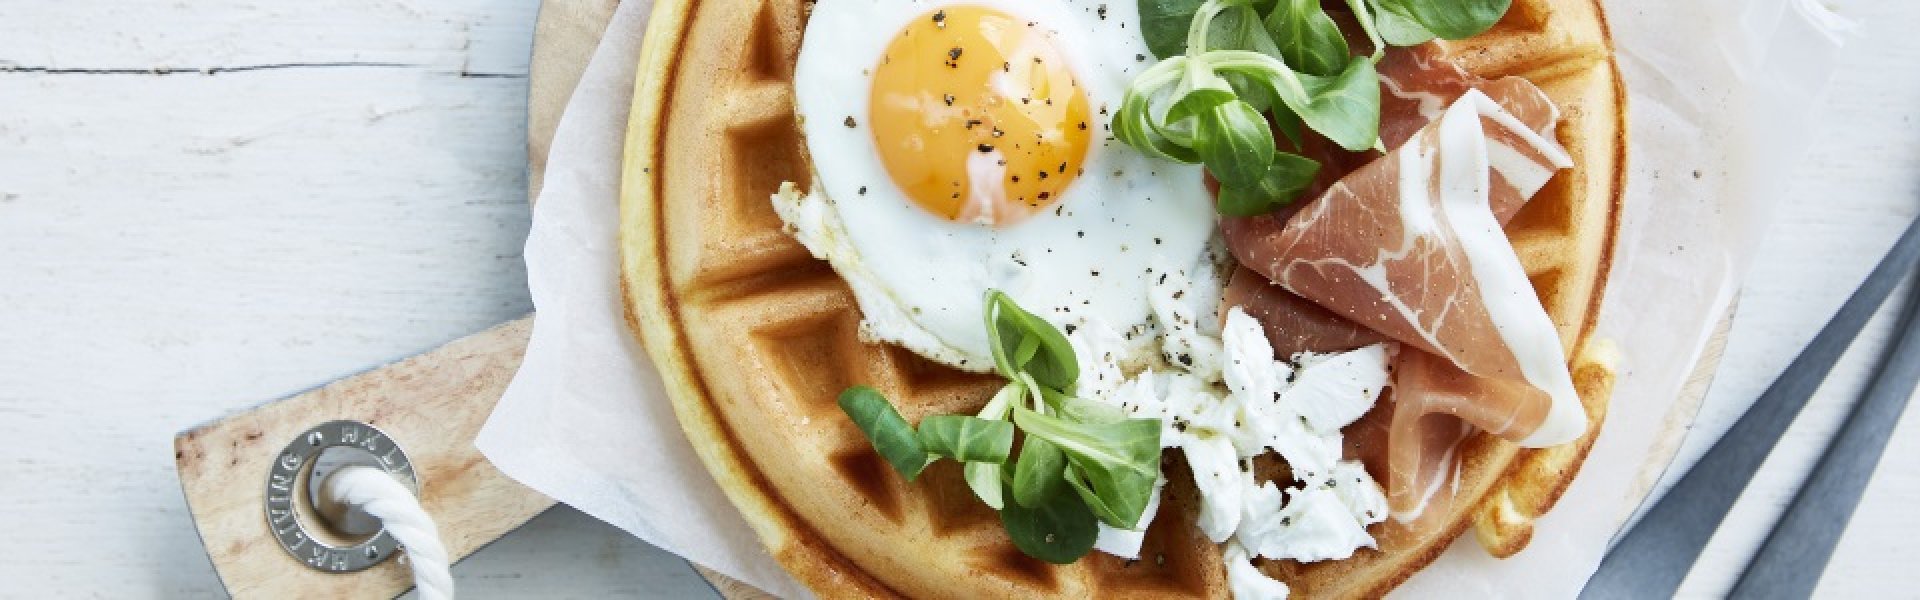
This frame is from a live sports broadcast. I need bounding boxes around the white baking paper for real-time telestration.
[477,0,1849,596]
[475,1,808,596]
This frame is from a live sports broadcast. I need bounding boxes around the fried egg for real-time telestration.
[781,0,1213,371]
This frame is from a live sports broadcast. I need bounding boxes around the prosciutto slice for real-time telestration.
[1226,44,1585,522]
[1223,88,1582,448]
[1222,266,1388,357]
[1376,44,1560,148]
[1343,382,1475,527]
[1225,44,1557,357]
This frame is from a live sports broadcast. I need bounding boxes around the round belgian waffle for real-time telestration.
[618,0,1627,596]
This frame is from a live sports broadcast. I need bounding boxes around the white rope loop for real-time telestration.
[319,466,454,600]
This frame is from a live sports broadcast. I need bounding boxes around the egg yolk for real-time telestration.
[869,6,1092,226]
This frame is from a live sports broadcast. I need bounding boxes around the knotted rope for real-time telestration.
[318,466,453,600]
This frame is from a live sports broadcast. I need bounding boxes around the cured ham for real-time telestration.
[1342,383,1474,528]
[1225,83,1581,446]
[1375,44,1560,147]
[1224,43,1585,523]
[1222,266,1388,357]
[1226,45,1557,358]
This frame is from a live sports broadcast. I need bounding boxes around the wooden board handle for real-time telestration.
[174,317,556,598]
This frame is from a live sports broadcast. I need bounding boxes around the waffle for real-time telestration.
[618,0,1626,596]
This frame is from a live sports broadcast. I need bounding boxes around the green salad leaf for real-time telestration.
[1266,0,1349,76]
[1293,57,1383,151]
[999,479,1099,564]
[1371,6,1439,46]
[837,386,929,481]
[1194,99,1278,189]
[1142,0,1295,59]
[963,382,1022,510]
[1011,436,1069,508]
[1164,86,1237,126]
[984,290,1079,393]
[965,462,1005,510]
[1271,100,1305,149]
[918,415,1014,464]
[1216,153,1320,216]
[1033,380,1128,425]
[1012,407,1163,529]
[1224,71,1280,113]
[1110,59,1203,164]
[1139,0,1209,59]
[1375,0,1510,41]
[1064,467,1146,532]
[1206,1,1283,57]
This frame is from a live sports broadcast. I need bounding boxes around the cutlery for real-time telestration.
[1582,214,1920,599]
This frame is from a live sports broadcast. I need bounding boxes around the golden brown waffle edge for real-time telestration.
[618,0,1629,596]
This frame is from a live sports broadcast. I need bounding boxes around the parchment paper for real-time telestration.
[476,0,1849,596]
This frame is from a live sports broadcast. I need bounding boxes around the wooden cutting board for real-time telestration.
[170,0,1716,597]
[172,0,595,597]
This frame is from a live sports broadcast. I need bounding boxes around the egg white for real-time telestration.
[788,0,1214,371]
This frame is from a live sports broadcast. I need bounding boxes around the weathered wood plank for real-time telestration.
[0,1,538,74]
[0,2,547,596]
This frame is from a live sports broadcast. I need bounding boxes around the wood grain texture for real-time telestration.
[150,1,715,598]
[0,1,545,595]
[175,319,549,598]
[157,0,598,596]
[528,0,623,199]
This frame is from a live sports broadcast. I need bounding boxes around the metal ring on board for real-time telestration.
[263,420,419,573]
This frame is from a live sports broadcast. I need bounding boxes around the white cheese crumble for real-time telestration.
[1181,428,1246,542]
[1226,540,1291,600]
[1067,278,1394,599]
[1240,483,1378,563]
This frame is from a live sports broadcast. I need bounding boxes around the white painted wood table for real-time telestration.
[1,0,1916,597]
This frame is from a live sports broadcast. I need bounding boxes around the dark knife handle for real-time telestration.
[1584,214,1920,599]
[1728,257,1920,599]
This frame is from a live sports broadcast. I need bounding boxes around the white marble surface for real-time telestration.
[0,0,1914,597]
